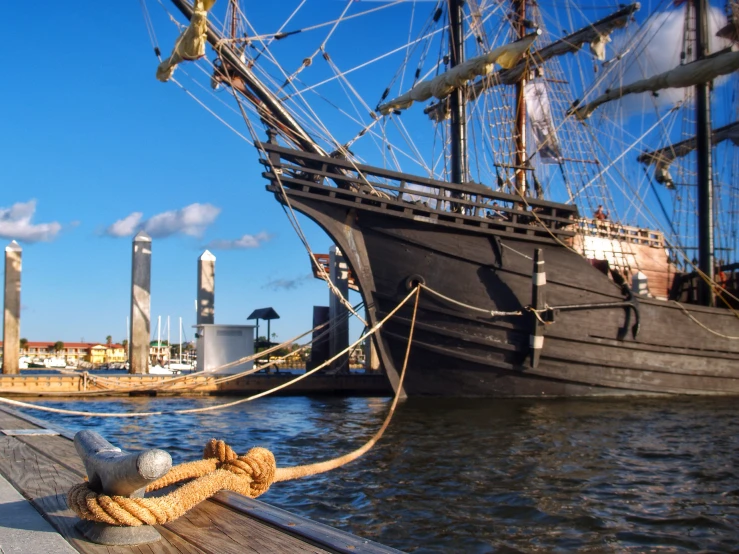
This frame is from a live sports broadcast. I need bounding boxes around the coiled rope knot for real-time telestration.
[203,439,276,495]
[67,440,277,527]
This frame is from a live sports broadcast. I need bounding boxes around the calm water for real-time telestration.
[23,395,739,553]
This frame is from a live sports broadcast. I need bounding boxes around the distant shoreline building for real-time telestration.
[0,341,126,366]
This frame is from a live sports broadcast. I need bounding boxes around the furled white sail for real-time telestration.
[157,0,216,82]
[572,49,739,120]
[378,33,538,115]
[638,120,739,187]
[525,80,562,163]
[424,4,640,122]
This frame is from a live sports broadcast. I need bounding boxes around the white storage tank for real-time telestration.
[194,324,255,374]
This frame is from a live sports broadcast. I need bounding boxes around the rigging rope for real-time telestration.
[202,50,369,326]
[138,0,163,60]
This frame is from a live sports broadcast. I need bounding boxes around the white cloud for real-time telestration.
[205,231,273,250]
[104,204,220,238]
[105,212,143,237]
[0,200,61,243]
[144,203,221,238]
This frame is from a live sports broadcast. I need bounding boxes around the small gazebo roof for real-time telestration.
[246,308,280,321]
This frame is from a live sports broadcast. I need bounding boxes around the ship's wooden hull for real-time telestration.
[279,194,739,397]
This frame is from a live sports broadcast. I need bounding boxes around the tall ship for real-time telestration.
[145,0,739,396]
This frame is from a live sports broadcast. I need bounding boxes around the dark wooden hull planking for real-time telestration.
[260,144,739,397]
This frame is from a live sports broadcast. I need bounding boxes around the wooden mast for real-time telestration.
[694,0,715,306]
[513,0,527,196]
[229,0,238,40]
[448,0,468,186]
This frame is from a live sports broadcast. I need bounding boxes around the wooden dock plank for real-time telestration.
[153,527,208,554]
[165,499,327,554]
[215,493,400,554]
[0,407,401,554]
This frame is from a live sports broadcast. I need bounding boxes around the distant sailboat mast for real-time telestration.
[167,315,171,369]
[179,316,183,364]
[157,315,161,365]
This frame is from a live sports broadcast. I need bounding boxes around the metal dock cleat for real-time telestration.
[72,430,172,545]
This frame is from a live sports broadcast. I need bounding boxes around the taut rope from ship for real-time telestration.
[0,288,417,417]
[671,301,739,340]
[66,287,422,527]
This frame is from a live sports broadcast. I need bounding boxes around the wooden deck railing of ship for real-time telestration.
[576,219,665,248]
[670,262,739,307]
[258,141,579,242]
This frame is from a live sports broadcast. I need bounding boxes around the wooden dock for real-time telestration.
[0,373,391,397]
[0,406,402,553]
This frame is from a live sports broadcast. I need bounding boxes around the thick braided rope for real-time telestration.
[67,440,276,527]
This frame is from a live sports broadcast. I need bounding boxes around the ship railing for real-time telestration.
[576,218,665,248]
[258,141,579,242]
[669,261,739,307]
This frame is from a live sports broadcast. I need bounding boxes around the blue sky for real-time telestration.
[0,1,365,345]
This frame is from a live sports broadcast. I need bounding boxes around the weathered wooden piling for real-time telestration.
[197,250,216,325]
[308,306,330,370]
[129,231,151,374]
[2,241,22,375]
[329,246,349,373]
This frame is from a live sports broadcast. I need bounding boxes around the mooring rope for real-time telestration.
[420,284,523,317]
[671,300,739,340]
[66,287,421,527]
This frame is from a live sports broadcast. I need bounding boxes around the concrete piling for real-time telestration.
[197,250,215,325]
[129,231,152,374]
[329,245,349,373]
[2,241,22,375]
